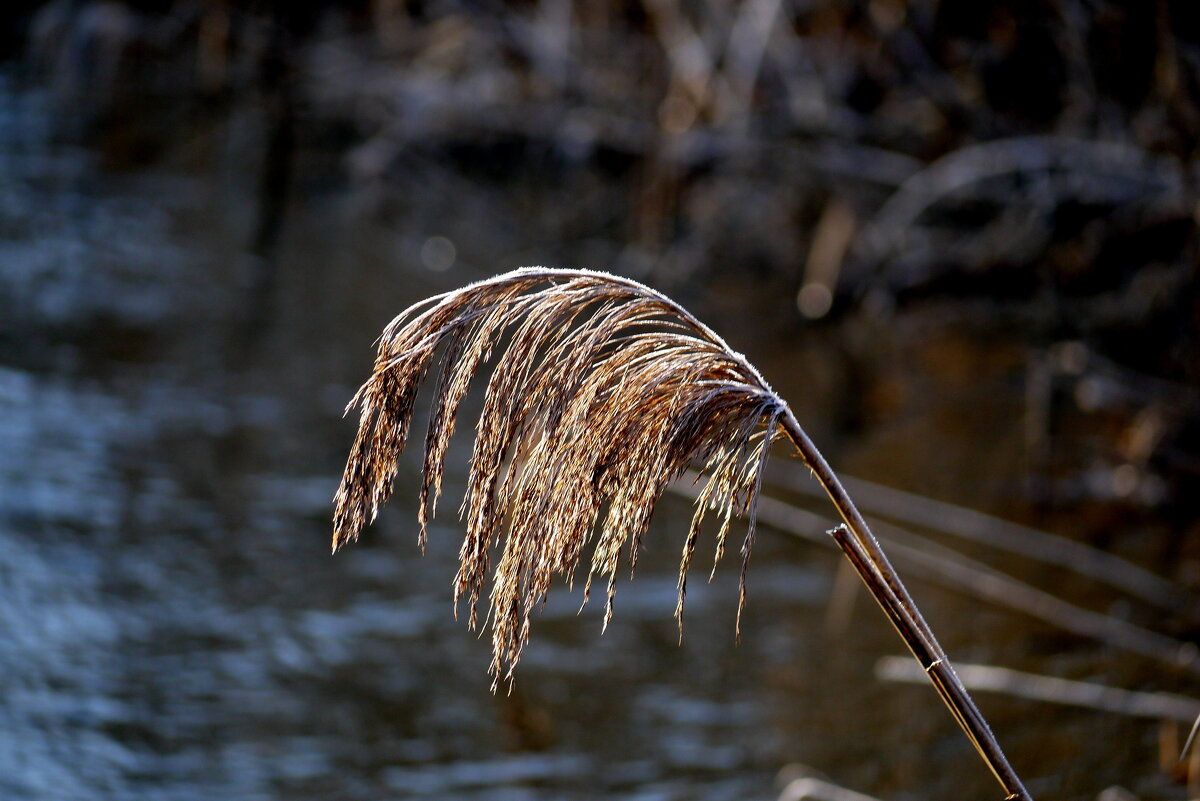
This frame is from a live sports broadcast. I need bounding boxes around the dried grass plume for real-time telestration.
[333,267,786,682]
[330,268,1035,801]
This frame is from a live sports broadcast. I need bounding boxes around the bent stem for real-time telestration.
[333,266,1031,800]
[781,410,1032,801]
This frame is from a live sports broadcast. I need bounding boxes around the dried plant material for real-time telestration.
[333,268,1033,801]
[333,267,784,681]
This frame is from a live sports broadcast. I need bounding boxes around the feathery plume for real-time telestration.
[332,266,1034,801]
[333,267,783,681]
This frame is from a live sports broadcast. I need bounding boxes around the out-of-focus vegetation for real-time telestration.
[13,0,1197,547]
[2,3,1198,799]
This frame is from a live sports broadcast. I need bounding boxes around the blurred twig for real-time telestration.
[772,463,1192,611]
[672,477,1200,674]
[721,0,783,128]
[877,656,1200,723]
[778,777,884,801]
[871,519,1199,674]
[1182,713,1200,762]
[856,136,1191,267]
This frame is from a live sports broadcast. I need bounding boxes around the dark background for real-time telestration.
[0,1,1197,800]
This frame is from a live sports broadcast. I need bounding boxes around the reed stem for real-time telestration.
[336,267,1034,800]
[780,410,1033,801]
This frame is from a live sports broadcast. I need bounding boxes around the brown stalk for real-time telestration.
[333,267,1032,801]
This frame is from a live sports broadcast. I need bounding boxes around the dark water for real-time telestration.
[0,68,1193,801]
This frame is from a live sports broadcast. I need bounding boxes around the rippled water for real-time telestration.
[0,68,1192,801]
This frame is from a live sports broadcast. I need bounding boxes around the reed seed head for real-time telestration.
[333,267,786,682]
